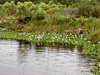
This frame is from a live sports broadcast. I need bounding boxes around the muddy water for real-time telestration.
[0,39,97,75]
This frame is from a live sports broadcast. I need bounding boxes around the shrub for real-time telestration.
[78,0,100,18]
[55,13,66,24]
[47,6,59,14]
[30,4,38,11]
[17,2,29,16]
[24,1,33,8]
[50,3,57,8]
[39,2,49,11]
[57,3,66,9]
[2,1,17,16]
[34,9,46,20]
[48,1,53,5]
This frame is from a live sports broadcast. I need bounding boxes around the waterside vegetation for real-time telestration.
[0,0,100,74]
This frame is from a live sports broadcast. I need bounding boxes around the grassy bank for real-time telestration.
[0,1,100,74]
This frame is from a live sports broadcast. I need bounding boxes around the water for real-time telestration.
[0,39,97,75]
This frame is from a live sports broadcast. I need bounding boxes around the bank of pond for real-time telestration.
[0,28,100,74]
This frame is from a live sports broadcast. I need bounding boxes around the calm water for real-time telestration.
[0,39,97,75]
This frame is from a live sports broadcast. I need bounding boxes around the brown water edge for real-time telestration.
[0,39,98,75]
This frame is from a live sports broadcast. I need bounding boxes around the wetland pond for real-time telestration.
[0,39,97,75]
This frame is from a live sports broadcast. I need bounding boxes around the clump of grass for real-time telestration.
[86,17,98,33]
[45,15,56,25]
[89,28,100,43]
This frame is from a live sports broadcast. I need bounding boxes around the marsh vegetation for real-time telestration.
[0,0,100,74]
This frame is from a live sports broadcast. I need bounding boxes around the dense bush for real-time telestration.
[78,0,100,18]
[0,0,100,18]
[1,1,17,16]
[34,9,46,20]
[39,2,49,11]
[0,1,67,17]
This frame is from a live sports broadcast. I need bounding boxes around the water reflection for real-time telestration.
[0,39,97,75]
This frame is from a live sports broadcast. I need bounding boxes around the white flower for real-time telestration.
[23,32,26,34]
[19,33,22,36]
[62,39,64,41]
[93,44,95,46]
[30,38,32,40]
[52,40,54,41]
[2,28,5,31]
[48,33,50,35]
[98,41,100,44]
[87,41,90,43]
[84,38,87,40]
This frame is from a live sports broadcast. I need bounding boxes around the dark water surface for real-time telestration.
[0,39,97,75]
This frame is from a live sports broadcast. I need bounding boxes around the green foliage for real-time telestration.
[45,15,56,25]
[30,4,38,11]
[34,9,46,20]
[68,16,76,26]
[17,2,27,15]
[78,0,100,18]
[39,2,49,11]
[18,16,23,22]
[97,71,100,75]
[86,17,98,33]
[54,13,69,24]
[2,1,17,16]
[0,10,5,17]
[16,1,31,17]
[48,1,53,5]
[24,1,33,8]
[47,6,60,14]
